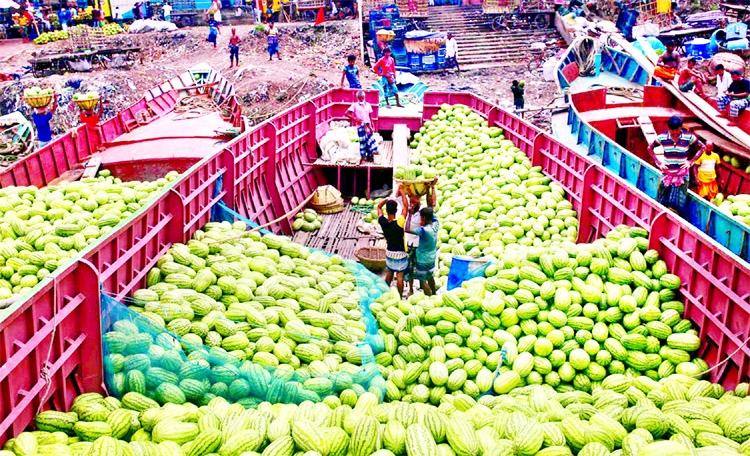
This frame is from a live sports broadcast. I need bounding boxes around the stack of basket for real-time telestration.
[309,185,344,214]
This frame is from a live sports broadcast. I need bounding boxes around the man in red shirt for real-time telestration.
[228,28,241,68]
[373,47,402,108]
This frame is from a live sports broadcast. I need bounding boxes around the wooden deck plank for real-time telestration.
[291,203,383,261]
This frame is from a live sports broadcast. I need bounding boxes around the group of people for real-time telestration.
[658,43,750,127]
[377,186,440,298]
[31,98,105,147]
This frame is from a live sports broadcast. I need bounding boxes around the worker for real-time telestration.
[228,28,241,68]
[406,206,439,296]
[404,186,436,296]
[691,141,719,200]
[654,42,680,80]
[80,100,105,130]
[163,1,172,21]
[677,58,706,98]
[717,70,750,127]
[340,54,361,89]
[32,96,58,148]
[647,115,708,216]
[377,190,409,297]
[266,22,280,60]
[710,64,732,102]
[207,19,220,48]
[373,47,402,108]
[346,90,378,163]
[511,80,525,117]
[444,32,459,73]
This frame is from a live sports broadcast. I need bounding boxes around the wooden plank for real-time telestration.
[638,116,659,146]
[692,128,750,157]
[579,106,691,123]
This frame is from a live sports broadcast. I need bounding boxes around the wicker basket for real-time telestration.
[73,97,100,111]
[355,246,387,272]
[24,92,55,108]
[310,200,344,214]
[395,177,437,197]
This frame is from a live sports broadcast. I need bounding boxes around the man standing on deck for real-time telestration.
[647,115,710,217]
[346,90,378,163]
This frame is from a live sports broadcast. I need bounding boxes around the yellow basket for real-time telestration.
[24,93,55,108]
[73,97,100,111]
[394,177,437,197]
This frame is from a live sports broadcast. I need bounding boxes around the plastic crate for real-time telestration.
[421,52,438,71]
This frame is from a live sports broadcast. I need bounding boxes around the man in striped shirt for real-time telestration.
[647,115,709,216]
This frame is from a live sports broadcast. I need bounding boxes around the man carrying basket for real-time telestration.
[377,189,409,297]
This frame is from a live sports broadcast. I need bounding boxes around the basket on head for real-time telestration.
[355,246,387,272]
[394,177,437,197]
[24,91,55,109]
[74,96,100,111]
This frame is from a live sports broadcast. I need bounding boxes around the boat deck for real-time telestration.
[99,110,232,164]
[569,73,643,105]
[292,203,385,261]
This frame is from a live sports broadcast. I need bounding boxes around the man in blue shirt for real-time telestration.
[31,96,57,147]
[406,206,439,296]
[340,54,361,89]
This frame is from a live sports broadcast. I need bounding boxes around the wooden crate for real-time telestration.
[482,0,515,14]
[396,0,428,18]
[636,0,673,28]
[67,25,91,51]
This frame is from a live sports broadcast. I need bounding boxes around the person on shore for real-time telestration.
[59,6,71,31]
[373,47,402,108]
[511,80,525,116]
[32,97,58,148]
[346,90,378,163]
[207,19,219,48]
[228,28,241,68]
[647,115,708,216]
[113,6,123,26]
[80,100,104,129]
[340,54,361,89]
[693,141,719,200]
[163,1,172,21]
[406,206,439,296]
[654,42,680,79]
[444,32,459,73]
[377,191,409,297]
[266,22,281,60]
[678,57,706,97]
[133,2,142,20]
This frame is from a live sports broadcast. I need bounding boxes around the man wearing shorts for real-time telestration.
[407,207,439,296]
[377,190,409,296]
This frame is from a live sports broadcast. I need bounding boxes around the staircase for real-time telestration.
[425,5,563,69]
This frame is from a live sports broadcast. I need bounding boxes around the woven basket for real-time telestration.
[310,200,344,214]
[355,247,387,272]
[74,97,100,111]
[395,177,437,197]
[311,185,341,205]
[24,93,55,108]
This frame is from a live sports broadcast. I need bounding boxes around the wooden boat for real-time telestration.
[551,36,750,263]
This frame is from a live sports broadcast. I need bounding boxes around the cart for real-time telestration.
[94,47,142,69]
[396,0,428,30]
[482,0,553,31]
[29,50,97,77]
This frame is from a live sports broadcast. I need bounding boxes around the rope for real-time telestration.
[205,192,317,244]
[36,276,58,416]
[692,334,750,379]
[172,96,219,121]
[571,36,602,77]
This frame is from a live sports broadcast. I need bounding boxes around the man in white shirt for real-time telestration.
[713,64,732,98]
[162,2,172,21]
[444,32,460,73]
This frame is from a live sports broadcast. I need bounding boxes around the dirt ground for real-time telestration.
[0,20,559,136]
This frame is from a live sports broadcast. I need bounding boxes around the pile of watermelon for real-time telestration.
[0,170,179,302]
[102,221,387,408]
